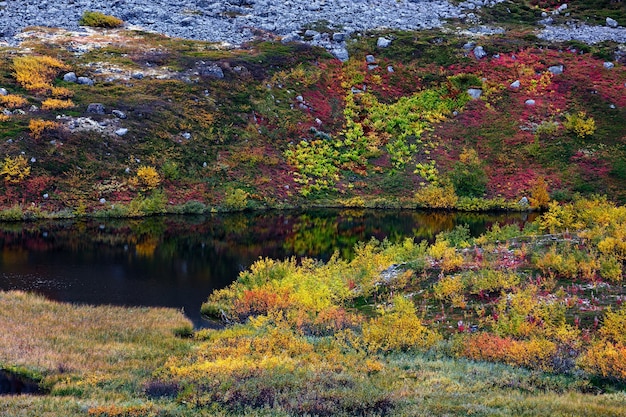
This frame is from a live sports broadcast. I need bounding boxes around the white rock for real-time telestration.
[377,37,392,48]
[525,99,536,106]
[115,128,128,136]
[603,62,615,69]
[606,17,618,28]
[510,80,521,89]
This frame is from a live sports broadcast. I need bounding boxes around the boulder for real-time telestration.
[606,17,618,28]
[377,37,391,48]
[63,72,77,82]
[467,88,482,99]
[473,45,487,59]
[86,103,106,114]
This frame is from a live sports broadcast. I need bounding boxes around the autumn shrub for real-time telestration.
[459,333,558,372]
[50,86,74,98]
[41,98,75,111]
[79,11,124,28]
[0,155,30,183]
[223,188,249,211]
[579,306,626,380]
[433,274,467,308]
[563,112,596,138]
[414,183,458,209]
[134,165,161,190]
[29,119,59,140]
[428,239,464,272]
[0,94,28,109]
[12,55,70,93]
[362,296,441,352]
[529,176,550,210]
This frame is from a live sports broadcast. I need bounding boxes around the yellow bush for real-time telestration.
[0,155,30,183]
[41,98,75,111]
[13,55,70,93]
[433,274,466,308]
[529,176,550,210]
[51,86,74,98]
[414,184,458,209]
[428,240,464,272]
[599,306,626,345]
[135,165,161,190]
[29,119,59,140]
[579,341,626,380]
[362,296,441,352]
[563,112,596,138]
[0,94,28,109]
[80,11,124,28]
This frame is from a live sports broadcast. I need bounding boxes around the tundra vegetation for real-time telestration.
[0,5,624,218]
[1,196,626,416]
[1,1,626,415]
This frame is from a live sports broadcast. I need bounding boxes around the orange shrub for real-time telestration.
[233,288,291,318]
[41,98,75,111]
[134,165,161,190]
[460,333,557,371]
[29,119,59,140]
[51,86,74,98]
[578,341,626,380]
[12,55,70,93]
[0,94,28,109]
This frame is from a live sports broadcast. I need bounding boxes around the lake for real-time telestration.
[0,209,536,327]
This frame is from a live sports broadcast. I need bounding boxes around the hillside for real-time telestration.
[0,1,624,219]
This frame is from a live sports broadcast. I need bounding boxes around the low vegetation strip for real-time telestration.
[3,197,623,416]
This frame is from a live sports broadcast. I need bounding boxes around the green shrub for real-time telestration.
[79,11,124,28]
[449,149,487,198]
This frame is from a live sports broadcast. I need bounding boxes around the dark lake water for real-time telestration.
[0,209,536,327]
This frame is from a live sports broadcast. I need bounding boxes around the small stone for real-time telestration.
[467,88,482,99]
[30,157,36,163]
[606,17,618,28]
[473,46,487,59]
[202,162,208,168]
[557,4,567,12]
[387,65,394,73]
[609,104,616,109]
[87,103,105,114]
[125,167,131,173]
[182,132,192,140]
[281,33,301,44]
[365,55,376,64]
[99,198,106,204]
[518,196,529,206]
[332,32,345,42]
[112,110,127,119]
[315,118,322,125]
[367,64,378,71]
[304,29,319,38]
[63,72,77,82]
[296,95,304,102]
[377,37,391,48]
[525,99,536,106]
[115,128,128,136]
[548,65,564,75]
[0,87,8,95]
[510,80,521,89]
[77,76,94,86]
[199,64,224,79]
[332,47,349,62]
[43,193,49,199]
[463,41,476,50]
[131,72,144,79]
[603,62,615,69]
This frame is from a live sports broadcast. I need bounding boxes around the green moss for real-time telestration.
[79,11,124,28]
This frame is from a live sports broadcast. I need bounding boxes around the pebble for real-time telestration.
[115,128,128,136]
[603,61,615,69]
[606,17,618,28]
[525,99,536,106]
[510,80,520,89]
[0,87,7,95]
[377,37,391,48]
[77,76,94,86]
[467,88,482,99]
[63,72,77,83]
[548,65,563,75]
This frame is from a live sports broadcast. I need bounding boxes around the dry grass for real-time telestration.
[0,291,192,385]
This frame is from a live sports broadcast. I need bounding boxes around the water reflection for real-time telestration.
[0,209,536,326]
